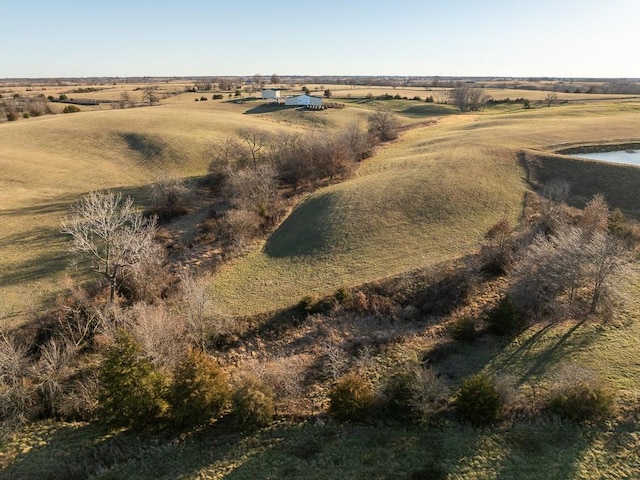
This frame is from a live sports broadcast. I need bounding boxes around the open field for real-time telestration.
[3,80,640,478]
[0,94,309,317]
[210,98,640,315]
[3,87,640,319]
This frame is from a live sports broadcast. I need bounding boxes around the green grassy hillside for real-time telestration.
[210,100,640,315]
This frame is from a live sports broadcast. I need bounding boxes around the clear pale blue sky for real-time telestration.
[2,0,638,78]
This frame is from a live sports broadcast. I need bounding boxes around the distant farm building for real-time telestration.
[284,94,323,107]
[261,89,281,101]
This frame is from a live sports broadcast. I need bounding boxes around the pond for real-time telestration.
[567,149,640,167]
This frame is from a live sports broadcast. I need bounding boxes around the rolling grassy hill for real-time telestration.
[0,95,306,318]
[3,88,640,479]
[210,99,640,315]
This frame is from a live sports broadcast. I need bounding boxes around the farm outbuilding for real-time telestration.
[284,94,323,107]
[261,89,281,101]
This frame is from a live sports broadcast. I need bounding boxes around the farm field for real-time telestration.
[209,98,640,315]
[2,83,640,320]
[3,80,640,479]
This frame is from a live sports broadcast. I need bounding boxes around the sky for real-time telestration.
[1,0,639,78]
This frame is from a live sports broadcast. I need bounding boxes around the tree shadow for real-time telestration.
[400,104,457,118]
[491,319,602,385]
[243,103,299,115]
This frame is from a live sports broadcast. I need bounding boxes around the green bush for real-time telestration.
[486,296,524,336]
[62,105,81,113]
[232,376,275,429]
[381,365,449,424]
[454,373,502,426]
[98,330,169,430]
[449,316,477,342]
[548,382,614,422]
[6,112,18,121]
[169,348,231,428]
[299,295,333,315]
[328,373,375,422]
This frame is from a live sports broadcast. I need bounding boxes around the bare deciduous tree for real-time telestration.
[142,85,159,105]
[449,84,491,112]
[36,338,76,418]
[545,92,558,107]
[208,137,250,175]
[224,164,279,215]
[61,191,162,302]
[368,109,401,142]
[238,128,270,169]
[118,92,132,109]
[131,303,187,371]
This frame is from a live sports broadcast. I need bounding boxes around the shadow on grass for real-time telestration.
[0,227,68,287]
[400,104,458,118]
[243,103,300,115]
[494,320,598,383]
[117,132,170,168]
[524,151,640,217]
[0,415,600,479]
[0,185,157,289]
[264,192,336,258]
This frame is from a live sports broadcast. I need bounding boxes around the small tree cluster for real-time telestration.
[509,224,631,319]
[449,84,491,112]
[367,109,401,142]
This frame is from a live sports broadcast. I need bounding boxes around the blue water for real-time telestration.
[568,150,640,167]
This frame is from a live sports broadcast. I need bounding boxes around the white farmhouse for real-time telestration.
[284,94,323,107]
[261,89,281,101]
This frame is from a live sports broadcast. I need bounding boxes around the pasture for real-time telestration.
[2,79,640,478]
[2,81,640,321]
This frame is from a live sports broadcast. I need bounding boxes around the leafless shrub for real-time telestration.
[480,218,515,274]
[57,372,100,421]
[381,363,450,423]
[130,303,187,371]
[224,165,279,216]
[149,177,190,210]
[36,338,77,418]
[0,329,35,427]
[223,209,262,248]
[321,342,350,381]
[179,273,212,351]
[509,222,632,320]
[580,193,609,235]
[243,355,309,413]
